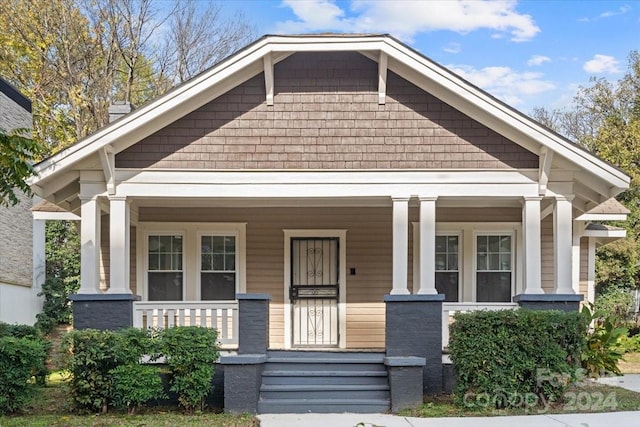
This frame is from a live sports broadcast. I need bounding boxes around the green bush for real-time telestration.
[61,329,129,413]
[36,220,80,335]
[594,286,635,328]
[160,327,219,413]
[110,364,166,414]
[449,309,586,410]
[0,336,48,414]
[581,304,628,377]
[0,322,49,385]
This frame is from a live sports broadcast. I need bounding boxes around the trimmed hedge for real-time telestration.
[0,322,49,386]
[62,327,219,414]
[449,309,586,409]
[0,336,48,414]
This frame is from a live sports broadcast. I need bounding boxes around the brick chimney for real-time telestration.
[108,101,134,123]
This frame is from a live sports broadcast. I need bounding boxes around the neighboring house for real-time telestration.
[0,78,44,325]
[29,34,630,413]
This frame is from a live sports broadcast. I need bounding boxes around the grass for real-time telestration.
[0,372,257,427]
[620,352,640,374]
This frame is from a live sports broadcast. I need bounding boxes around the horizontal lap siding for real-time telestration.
[139,207,392,349]
[542,216,554,293]
[116,52,538,170]
[580,238,588,297]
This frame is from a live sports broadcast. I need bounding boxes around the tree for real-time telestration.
[0,0,255,154]
[531,51,640,291]
[35,220,80,333]
[0,128,43,207]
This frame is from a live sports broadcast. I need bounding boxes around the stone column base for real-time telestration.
[513,294,583,312]
[69,293,140,330]
[220,354,267,414]
[385,356,426,412]
[237,293,271,355]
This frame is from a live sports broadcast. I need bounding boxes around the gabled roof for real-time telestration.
[29,34,630,201]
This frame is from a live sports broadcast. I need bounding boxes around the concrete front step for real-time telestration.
[257,398,391,414]
[261,384,390,400]
[258,351,390,413]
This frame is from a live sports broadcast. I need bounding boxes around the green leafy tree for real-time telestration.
[0,128,43,207]
[35,220,80,333]
[532,51,640,293]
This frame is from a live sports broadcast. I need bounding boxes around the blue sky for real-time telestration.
[224,0,639,114]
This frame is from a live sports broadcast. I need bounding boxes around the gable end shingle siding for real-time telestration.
[116,52,538,170]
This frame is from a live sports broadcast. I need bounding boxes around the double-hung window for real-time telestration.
[200,235,237,300]
[435,235,460,302]
[476,234,513,302]
[147,234,184,301]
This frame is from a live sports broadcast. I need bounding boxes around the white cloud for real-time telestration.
[579,5,631,22]
[449,64,555,105]
[600,5,631,18]
[276,0,540,42]
[443,42,462,54]
[527,55,551,66]
[583,54,621,74]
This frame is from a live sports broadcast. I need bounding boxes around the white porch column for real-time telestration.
[572,221,586,294]
[418,196,438,294]
[522,197,544,294]
[107,196,131,294]
[78,196,102,294]
[391,197,410,295]
[554,196,575,294]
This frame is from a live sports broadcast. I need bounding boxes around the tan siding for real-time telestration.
[580,238,589,297]
[541,216,554,293]
[100,214,109,291]
[130,226,137,295]
[117,52,538,170]
[436,207,521,222]
[140,206,392,349]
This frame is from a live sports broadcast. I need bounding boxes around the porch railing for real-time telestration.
[133,301,239,348]
[442,302,518,351]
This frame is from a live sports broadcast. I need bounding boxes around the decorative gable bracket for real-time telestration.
[263,53,274,106]
[538,146,553,196]
[99,145,116,195]
[378,51,388,105]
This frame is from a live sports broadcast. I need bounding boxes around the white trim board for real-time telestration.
[283,229,347,350]
[30,34,629,198]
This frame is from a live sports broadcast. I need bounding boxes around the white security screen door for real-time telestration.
[290,238,339,347]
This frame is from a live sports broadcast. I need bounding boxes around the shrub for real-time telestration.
[110,364,166,414]
[0,336,48,414]
[36,220,80,335]
[449,309,586,410]
[594,286,635,328]
[160,327,219,413]
[581,304,627,377]
[0,322,49,385]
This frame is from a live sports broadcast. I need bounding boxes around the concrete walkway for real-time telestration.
[596,373,640,392]
[259,374,640,427]
[258,411,640,427]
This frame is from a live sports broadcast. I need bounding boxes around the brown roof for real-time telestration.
[585,198,630,215]
[31,200,68,212]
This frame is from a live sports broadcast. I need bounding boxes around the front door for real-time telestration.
[290,238,339,347]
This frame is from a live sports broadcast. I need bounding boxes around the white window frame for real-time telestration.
[196,227,245,300]
[138,222,246,301]
[141,230,186,302]
[472,230,516,303]
[413,222,522,302]
[412,224,461,300]
[434,232,463,302]
[283,229,347,350]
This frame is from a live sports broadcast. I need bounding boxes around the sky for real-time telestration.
[224,0,639,114]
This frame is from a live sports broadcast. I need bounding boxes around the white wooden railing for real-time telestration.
[442,302,518,351]
[133,301,239,348]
